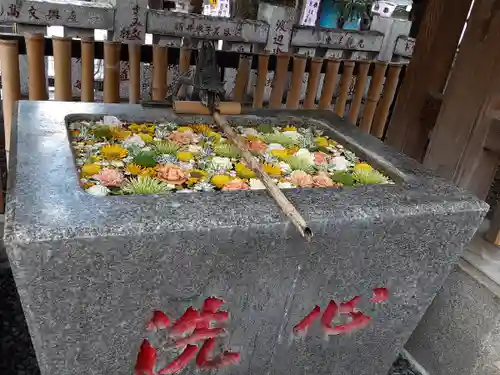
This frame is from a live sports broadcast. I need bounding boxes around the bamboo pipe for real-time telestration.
[253,53,269,108]
[303,58,323,109]
[0,39,20,165]
[212,111,312,240]
[347,60,370,124]
[173,101,242,115]
[371,64,403,138]
[52,37,72,101]
[152,44,167,100]
[269,53,290,109]
[334,61,355,117]
[286,55,307,109]
[233,54,252,103]
[178,47,191,98]
[81,37,94,102]
[360,61,388,133]
[103,41,121,103]
[128,43,141,104]
[24,33,47,100]
[318,59,340,110]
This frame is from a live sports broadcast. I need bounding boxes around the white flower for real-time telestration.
[295,148,315,163]
[330,156,349,171]
[179,161,194,170]
[101,116,122,127]
[209,156,232,171]
[249,178,266,190]
[282,131,301,141]
[110,160,124,168]
[86,185,109,196]
[98,161,110,166]
[278,181,293,189]
[188,145,202,154]
[123,156,134,164]
[166,184,177,190]
[242,128,259,137]
[122,134,145,148]
[279,162,292,174]
[267,143,285,152]
[177,189,195,193]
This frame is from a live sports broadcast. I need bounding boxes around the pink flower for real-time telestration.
[222,178,249,191]
[157,164,187,185]
[93,168,124,187]
[371,287,389,303]
[312,172,335,187]
[247,140,267,153]
[314,152,328,165]
[290,171,313,187]
[168,130,195,145]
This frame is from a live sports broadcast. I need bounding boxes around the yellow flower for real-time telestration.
[177,126,193,133]
[139,167,157,177]
[286,146,300,155]
[189,124,212,135]
[81,163,101,177]
[138,133,153,143]
[262,163,282,176]
[128,123,143,133]
[177,151,194,162]
[211,175,232,188]
[111,128,131,140]
[271,149,289,160]
[145,125,156,134]
[126,163,143,175]
[328,139,338,146]
[354,162,373,172]
[206,130,221,140]
[282,126,297,131]
[186,177,199,186]
[89,154,101,162]
[100,145,128,160]
[246,135,262,142]
[189,169,208,180]
[315,137,329,147]
[71,129,80,137]
[235,163,256,179]
[82,181,95,189]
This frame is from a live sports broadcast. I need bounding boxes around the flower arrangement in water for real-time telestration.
[69,117,393,196]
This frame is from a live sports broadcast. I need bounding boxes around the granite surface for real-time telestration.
[4,101,488,375]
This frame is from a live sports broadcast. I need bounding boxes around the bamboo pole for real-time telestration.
[286,55,307,109]
[318,59,340,110]
[303,57,323,109]
[334,61,355,117]
[212,111,312,240]
[103,41,121,103]
[24,33,47,100]
[0,39,20,165]
[81,37,94,102]
[128,43,141,104]
[178,47,192,99]
[360,61,388,133]
[152,44,167,100]
[269,53,290,109]
[347,60,370,124]
[253,53,269,108]
[233,54,252,103]
[52,37,72,101]
[371,64,403,138]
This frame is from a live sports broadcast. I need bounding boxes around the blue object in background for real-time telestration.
[318,0,361,30]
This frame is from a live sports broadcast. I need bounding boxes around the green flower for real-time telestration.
[331,171,355,186]
[92,125,113,140]
[214,144,240,158]
[285,155,315,173]
[352,170,389,185]
[262,133,299,148]
[257,123,275,134]
[122,176,169,195]
[153,140,181,155]
[133,151,158,167]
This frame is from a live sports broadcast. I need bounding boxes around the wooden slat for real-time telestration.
[80,37,94,102]
[359,62,387,133]
[253,53,269,108]
[286,55,307,109]
[303,57,323,109]
[152,44,167,101]
[318,59,340,110]
[128,43,141,104]
[371,63,403,138]
[233,54,252,103]
[347,60,370,124]
[334,61,355,117]
[178,47,191,99]
[52,37,72,101]
[24,33,48,100]
[103,41,121,103]
[269,53,290,109]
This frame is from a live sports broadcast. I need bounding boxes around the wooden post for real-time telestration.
[81,37,94,102]
[303,58,323,109]
[233,55,252,103]
[52,37,72,101]
[253,54,269,108]
[128,44,141,104]
[385,0,473,161]
[318,59,340,110]
[24,33,48,100]
[0,40,20,165]
[103,41,121,103]
[178,47,192,99]
[286,55,307,109]
[152,45,167,101]
[359,62,387,133]
[334,61,355,117]
[347,61,370,124]
[269,53,290,109]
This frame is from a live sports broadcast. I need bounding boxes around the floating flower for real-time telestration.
[329,156,349,171]
[241,128,260,137]
[93,168,124,187]
[279,161,292,174]
[247,140,268,153]
[261,133,298,147]
[295,148,315,163]
[156,164,188,185]
[282,131,302,142]
[139,168,157,178]
[263,163,282,176]
[138,133,153,143]
[286,155,315,174]
[187,145,202,154]
[81,163,101,177]
[110,160,125,168]
[271,149,289,160]
[85,184,109,197]
[290,170,313,187]
[249,178,266,190]
[179,161,195,170]
[193,182,215,192]
[189,170,208,180]
[282,126,297,131]
[278,181,293,189]
[189,124,212,134]
[176,151,194,162]
[208,157,232,172]
[222,178,249,191]
[122,176,169,195]
[257,123,275,134]
[267,143,285,152]
[312,172,335,188]
[315,137,329,147]
[235,163,256,179]
[214,144,240,158]
[110,128,131,140]
[126,163,143,175]
[122,134,146,148]
[168,130,195,145]
[354,162,373,172]
[314,152,328,165]
[352,170,389,185]
[211,175,232,189]
[156,154,178,165]
[133,151,158,168]
[100,144,128,160]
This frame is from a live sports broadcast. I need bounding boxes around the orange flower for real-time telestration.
[156,164,188,185]
[222,178,249,191]
[93,168,124,187]
[168,130,196,145]
[312,172,335,187]
[290,171,313,188]
[314,152,328,165]
[247,140,268,153]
